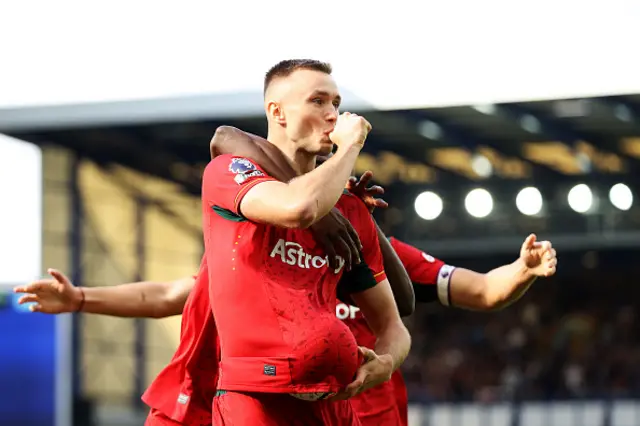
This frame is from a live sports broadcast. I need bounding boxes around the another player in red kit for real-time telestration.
[339,234,557,426]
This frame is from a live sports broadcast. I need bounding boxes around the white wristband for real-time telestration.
[437,265,456,306]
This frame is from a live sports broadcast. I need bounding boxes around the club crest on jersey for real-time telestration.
[229,158,264,184]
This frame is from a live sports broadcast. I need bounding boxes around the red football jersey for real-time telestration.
[341,237,457,425]
[141,256,219,426]
[202,155,387,397]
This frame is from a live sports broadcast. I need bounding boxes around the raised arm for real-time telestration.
[208,126,365,268]
[14,269,195,318]
[203,113,370,229]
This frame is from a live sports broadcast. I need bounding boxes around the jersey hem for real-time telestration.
[218,356,343,395]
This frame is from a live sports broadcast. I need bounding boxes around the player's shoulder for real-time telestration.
[207,155,262,171]
[390,237,442,264]
[205,155,269,185]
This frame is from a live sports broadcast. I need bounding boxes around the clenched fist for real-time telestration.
[329,112,372,149]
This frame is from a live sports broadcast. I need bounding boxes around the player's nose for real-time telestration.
[326,108,338,123]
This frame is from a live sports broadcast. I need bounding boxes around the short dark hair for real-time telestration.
[264,59,332,94]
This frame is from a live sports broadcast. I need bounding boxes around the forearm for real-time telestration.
[376,224,414,317]
[373,321,411,372]
[81,281,183,318]
[483,258,537,309]
[288,145,361,223]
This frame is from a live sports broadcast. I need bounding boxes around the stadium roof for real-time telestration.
[4,95,640,194]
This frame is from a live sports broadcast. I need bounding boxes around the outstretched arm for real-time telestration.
[14,269,195,318]
[392,235,557,311]
[448,235,556,310]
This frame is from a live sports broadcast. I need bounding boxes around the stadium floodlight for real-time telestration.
[471,154,493,178]
[567,184,593,213]
[464,188,493,218]
[609,183,633,211]
[516,187,543,216]
[414,191,443,220]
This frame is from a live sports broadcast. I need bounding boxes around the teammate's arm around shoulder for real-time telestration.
[210,126,298,182]
[204,113,371,228]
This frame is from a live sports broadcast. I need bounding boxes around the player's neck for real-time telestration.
[267,134,317,174]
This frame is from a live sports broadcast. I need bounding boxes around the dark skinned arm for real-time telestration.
[211,126,299,182]
[346,172,415,317]
[375,222,415,316]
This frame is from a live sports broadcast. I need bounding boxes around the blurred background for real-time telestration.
[1,1,639,425]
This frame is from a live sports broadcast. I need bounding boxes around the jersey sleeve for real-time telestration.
[389,237,457,306]
[339,200,387,294]
[202,154,277,216]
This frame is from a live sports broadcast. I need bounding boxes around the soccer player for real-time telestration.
[342,234,557,426]
[200,59,411,425]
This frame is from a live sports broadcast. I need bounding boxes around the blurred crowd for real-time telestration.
[402,277,640,402]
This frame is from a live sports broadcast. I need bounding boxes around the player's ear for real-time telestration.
[266,101,286,125]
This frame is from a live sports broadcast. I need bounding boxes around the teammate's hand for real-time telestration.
[329,112,372,149]
[310,209,362,270]
[331,347,393,400]
[13,269,83,313]
[346,171,388,214]
[519,234,557,277]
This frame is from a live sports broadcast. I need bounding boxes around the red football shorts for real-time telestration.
[391,371,409,426]
[144,409,183,426]
[212,391,362,426]
[356,406,402,426]
[350,381,403,426]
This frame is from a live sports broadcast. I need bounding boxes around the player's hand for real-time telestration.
[346,171,388,214]
[13,269,83,313]
[329,112,372,149]
[519,234,557,277]
[331,347,393,400]
[310,209,362,270]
